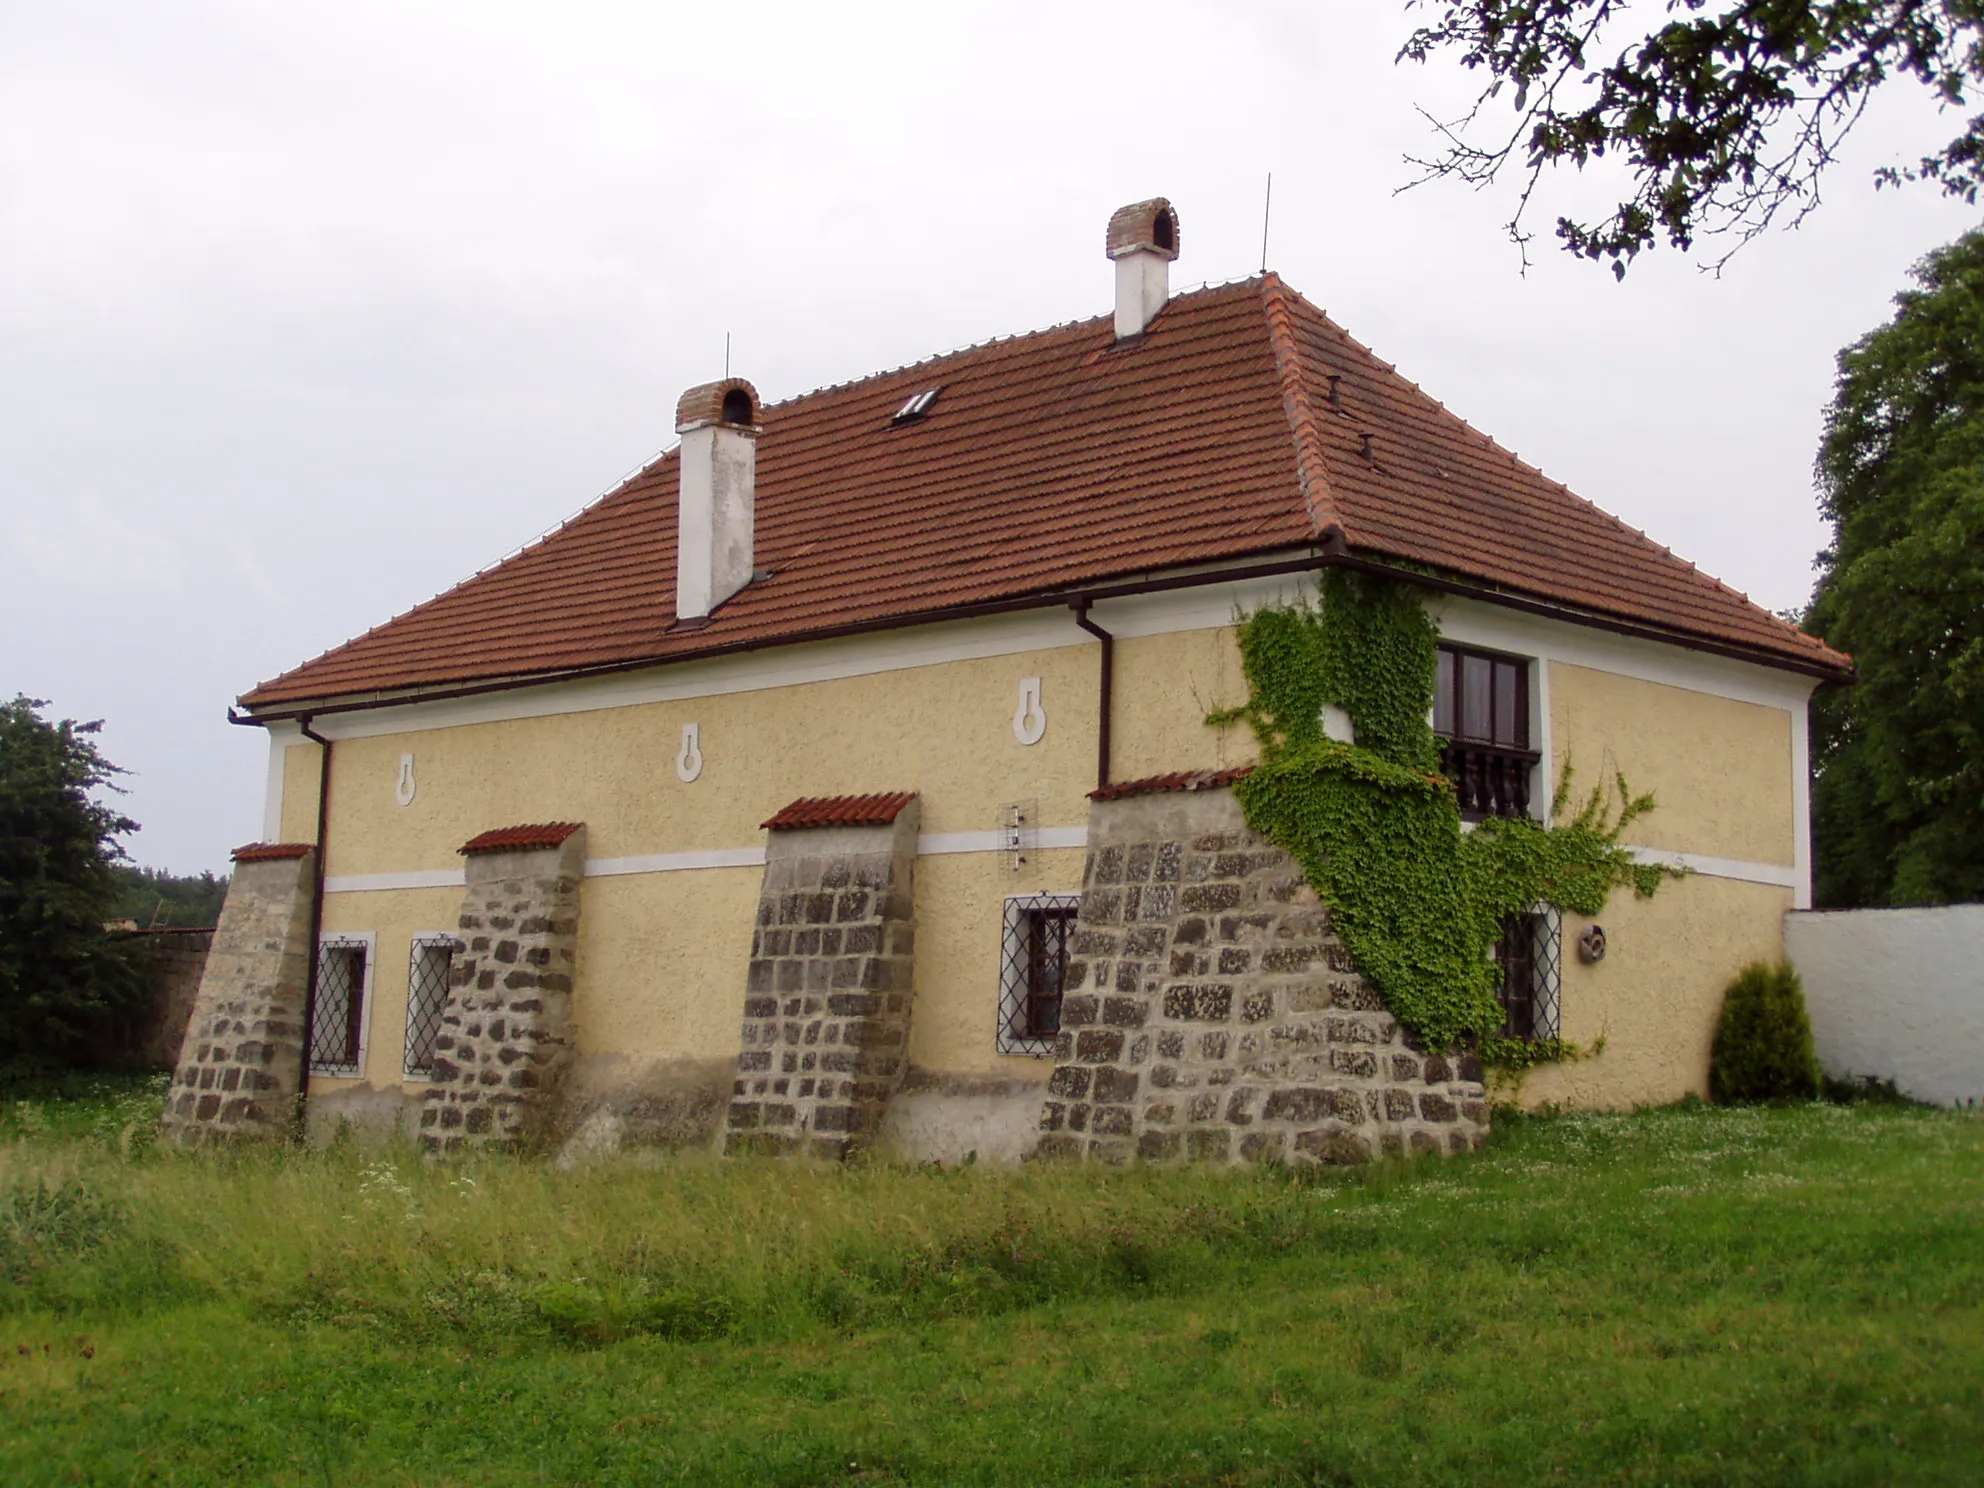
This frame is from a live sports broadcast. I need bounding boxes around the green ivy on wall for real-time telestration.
[1209,570,1679,1059]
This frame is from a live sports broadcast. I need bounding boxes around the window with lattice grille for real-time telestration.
[404,934,458,1078]
[997,893,1081,1056]
[310,935,374,1077]
[1493,910,1561,1041]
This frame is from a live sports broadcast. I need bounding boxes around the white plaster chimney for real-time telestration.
[1106,198,1180,340]
[673,378,759,627]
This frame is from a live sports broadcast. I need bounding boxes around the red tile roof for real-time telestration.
[761,793,918,830]
[231,842,314,862]
[1090,767,1256,801]
[458,822,584,856]
[239,275,1847,711]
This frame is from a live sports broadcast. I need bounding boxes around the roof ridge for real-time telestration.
[759,275,1270,416]
[1259,273,1346,544]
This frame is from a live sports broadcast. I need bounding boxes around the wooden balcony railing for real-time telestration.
[1438,739,1542,822]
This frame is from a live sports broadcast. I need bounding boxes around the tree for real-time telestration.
[1399,2,1984,274]
[1807,229,1984,906]
[0,696,142,1061]
[109,866,230,930]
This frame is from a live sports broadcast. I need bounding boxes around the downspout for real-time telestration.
[1072,600,1114,791]
[295,716,333,1140]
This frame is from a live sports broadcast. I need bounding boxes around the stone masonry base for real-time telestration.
[1034,786,1488,1164]
[160,849,316,1145]
[421,830,586,1153]
[726,805,920,1159]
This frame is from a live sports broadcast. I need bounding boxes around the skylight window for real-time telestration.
[892,387,942,423]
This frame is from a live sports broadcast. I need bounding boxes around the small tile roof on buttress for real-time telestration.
[230,842,314,862]
[761,793,918,830]
[458,822,584,855]
[240,275,1846,709]
[1090,767,1257,801]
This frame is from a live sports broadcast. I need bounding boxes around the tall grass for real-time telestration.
[1,1104,1341,1342]
[3,1077,1977,1345]
[3,1077,1981,1485]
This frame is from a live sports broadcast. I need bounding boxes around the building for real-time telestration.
[161,199,1850,1162]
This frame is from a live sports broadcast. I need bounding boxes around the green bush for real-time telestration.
[1710,960,1821,1103]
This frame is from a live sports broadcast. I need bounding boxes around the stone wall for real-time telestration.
[159,847,315,1145]
[726,801,920,1159]
[98,927,214,1071]
[1034,785,1487,1164]
[421,826,586,1153]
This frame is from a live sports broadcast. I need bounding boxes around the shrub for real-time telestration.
[1710,961,1821,1103]
[0,1174,124,1288]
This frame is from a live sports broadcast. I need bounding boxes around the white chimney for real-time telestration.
[674,378,759,627]
[1106,198,1180,340]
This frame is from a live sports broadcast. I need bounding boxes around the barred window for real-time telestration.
[404,934,459,1078]
[310,934,374,1077]
[1493,910,1561,1041]
[997,893,1081,1056]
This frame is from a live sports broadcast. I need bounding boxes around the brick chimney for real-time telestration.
[1107,198,1180,340]
[674,378,759,627]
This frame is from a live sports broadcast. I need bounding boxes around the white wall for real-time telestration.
[1784,906,1984,1107]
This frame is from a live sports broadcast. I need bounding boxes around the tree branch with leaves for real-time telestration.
[1399,1,1984,274]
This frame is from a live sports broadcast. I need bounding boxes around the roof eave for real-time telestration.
[230,544,1849,726]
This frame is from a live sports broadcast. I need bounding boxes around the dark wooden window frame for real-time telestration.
[1435,642,1543,821]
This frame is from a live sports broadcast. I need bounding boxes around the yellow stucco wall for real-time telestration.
[1523,878,1795,1109]
[319,645,1101,876]
[570,869,763,1061]
[312,883,459,1097]
[1112,625,1256,781]
[279,742,321,846]
[286,622,1804,1114]
[906,848,1085,1081]
[1549,661,1795,865]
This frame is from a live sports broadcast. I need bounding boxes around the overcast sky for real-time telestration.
[3,1,1977,875]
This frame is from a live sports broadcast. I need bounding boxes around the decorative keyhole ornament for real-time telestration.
[1012,677,1047,746]
[676,722,704,783]
[394,753,417,807]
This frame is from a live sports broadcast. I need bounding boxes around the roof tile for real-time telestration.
[231,842,314,862]
[1090,767,1256,802]
[761,793,918,830]
[459,822,584,855]
[240,277,1847,709]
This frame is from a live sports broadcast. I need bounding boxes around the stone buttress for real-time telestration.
[726,793,920,1159]
[1035,776,1488,1164]
[421,823,586,1153]
[160,843,317,1145]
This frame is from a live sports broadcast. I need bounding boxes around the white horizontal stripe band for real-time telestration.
[323,827,1094,893]
[585,847,766,876]
[324,838,1792,894]
[1630,847,1799,889]
[324,868,465,893]
[917,826,1088,856]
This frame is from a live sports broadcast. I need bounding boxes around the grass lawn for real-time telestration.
[1,1075,1980,1486]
